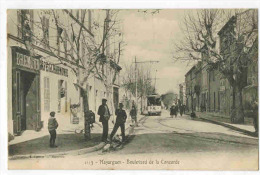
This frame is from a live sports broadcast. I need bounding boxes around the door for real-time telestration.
[12,70,22,134]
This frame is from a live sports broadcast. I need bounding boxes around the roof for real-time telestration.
[218,16,236,36]
[185,65,196,77]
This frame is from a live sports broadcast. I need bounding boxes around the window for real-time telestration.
[64,31,68,59]
[41,16,49,48]
[65,81,67,112]
[58,80,64,113]
[44,77,50,111]
[17,10,34,40]
[81,9,85,22]
[76,10,79,20]
[57,25,63,56]
[88,10,92,32]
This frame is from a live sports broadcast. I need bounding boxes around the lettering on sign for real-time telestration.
[15,52,68,77]
[16,53,40,71]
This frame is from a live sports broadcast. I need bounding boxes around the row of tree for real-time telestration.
[173,9,258,123]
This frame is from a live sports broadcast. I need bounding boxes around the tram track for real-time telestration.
[140,115,258,147]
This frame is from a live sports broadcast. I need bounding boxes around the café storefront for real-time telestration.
[11,46,69,135]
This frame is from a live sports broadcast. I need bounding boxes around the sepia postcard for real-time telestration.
[6,8,259,170]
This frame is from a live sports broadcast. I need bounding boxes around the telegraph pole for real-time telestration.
[154,69,157,90]
[135,56,138,109]
[134,57,159,113]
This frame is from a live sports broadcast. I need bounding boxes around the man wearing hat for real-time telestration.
[110,103,127,143]
[48,111,59,148]
[98,99,111,142]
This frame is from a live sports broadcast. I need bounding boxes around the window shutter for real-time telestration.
[17,10,22,38]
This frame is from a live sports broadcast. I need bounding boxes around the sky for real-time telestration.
[118,9,196,95]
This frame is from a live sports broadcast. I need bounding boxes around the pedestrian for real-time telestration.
[98,99,111,143]
[180,105,183,116]
[174,104,178,117]
[48,111,58,148]
[110,103,127,143]
[170,105,175,118]
[183,105,186,114]
[252,101,258,134]
[130,105,138,126]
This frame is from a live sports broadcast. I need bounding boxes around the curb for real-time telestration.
[198,117,258,138]
[9,142,106,160]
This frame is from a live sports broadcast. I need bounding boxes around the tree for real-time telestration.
[121,64,156,112]
[173,9,258,123]
[15,9,123,139]
[161,91,178,109]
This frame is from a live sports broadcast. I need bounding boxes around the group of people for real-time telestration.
[47,98,137,148]
[98,99,137,143]
[170,104,185,118]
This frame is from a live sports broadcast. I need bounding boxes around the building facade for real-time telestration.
[184,11,258,118]
[8,9,122,136]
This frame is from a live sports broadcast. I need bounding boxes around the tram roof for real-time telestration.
[147,94,161,98]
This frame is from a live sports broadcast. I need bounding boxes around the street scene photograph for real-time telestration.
[6,8,258,170]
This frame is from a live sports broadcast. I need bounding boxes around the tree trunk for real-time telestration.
[106,85,115,124]
[231,85,245,124]
[81,88,91,140]
[141,96,143,114]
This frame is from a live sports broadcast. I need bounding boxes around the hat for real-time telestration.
[50,111,55,117]
[119,103,123,106]
[102,98,107,102]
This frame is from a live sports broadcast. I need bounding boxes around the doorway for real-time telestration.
[21,71,37,130]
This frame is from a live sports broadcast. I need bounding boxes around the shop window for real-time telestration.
[44,77,50,111]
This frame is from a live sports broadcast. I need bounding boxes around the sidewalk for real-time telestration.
[9,113,146,159]
[194,112,257,137]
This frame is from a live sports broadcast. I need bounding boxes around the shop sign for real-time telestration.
[40,60,68,77]
[16,52,40,71]
[15,52,68,77]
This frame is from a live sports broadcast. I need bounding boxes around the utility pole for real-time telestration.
[134,57,159,114]
[154,69,157,91]
[135,56,138,110]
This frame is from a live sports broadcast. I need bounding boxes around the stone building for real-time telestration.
[7,9,122,136]
[185,11,258,119]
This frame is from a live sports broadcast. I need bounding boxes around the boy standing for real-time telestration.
[48,111,59,148]
[130,105,138,126]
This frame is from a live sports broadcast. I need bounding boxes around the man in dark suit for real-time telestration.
[110,103,127,143]
[98,99,110,142]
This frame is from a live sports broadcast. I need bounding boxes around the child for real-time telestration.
[130,105,138,127]
[48,111,59,148]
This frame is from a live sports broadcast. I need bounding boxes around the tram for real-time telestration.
[147,94,162,116]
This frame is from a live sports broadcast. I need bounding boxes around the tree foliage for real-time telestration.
[161,92,178,109]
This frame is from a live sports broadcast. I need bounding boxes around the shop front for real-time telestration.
[12,46,41,135]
